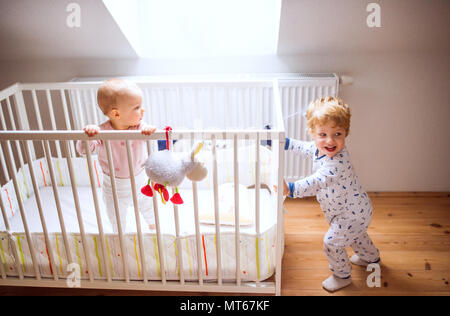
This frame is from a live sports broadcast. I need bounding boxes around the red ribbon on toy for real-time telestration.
[164,126,172,150]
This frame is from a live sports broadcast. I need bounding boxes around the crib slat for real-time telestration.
[0,135,24,279]
[63,140,95,282]
[145,137,166,284]
[0,101,8,130]
[143,89,152,126]
[60,90,76,157]
[13,90,36,160]
[0,137,23,279]
[45,90,62,158]
[31,90,43,131]
[75,90,85,128]
[5,97,30,201]
[167,131,184,285]
[0,190,6,279]
[30,90,43,162]
[233,134,241,286]
[211,135,222,285]
[0,145,9,181]
[2,140,41,280]
[172,190,184,285]
[146,140,151,157]
[105,140,129,282]
[5,97,25,168]
[294,87,300,177]
[152,186,166,284]
[23,140,59,280]
[0,210,24,280]
[0,247,5,279]
[0,181,16,279]
[43,140,74,268]
[0,103,10,180]
[275,136,285,296]
[89,89,99,125]
[84,140,112,282]
[125,140,148,284]
[242,88,247,131]
[255,134,261,285]
[60,90,71,130]
[191,131,203,285]
[192,181,203,285]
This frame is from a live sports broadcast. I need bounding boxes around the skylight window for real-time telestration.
[104,0,281,59]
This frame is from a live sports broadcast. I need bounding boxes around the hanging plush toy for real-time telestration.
[141,126,208,205]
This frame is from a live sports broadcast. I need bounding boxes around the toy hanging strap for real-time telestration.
[164,126,172,150]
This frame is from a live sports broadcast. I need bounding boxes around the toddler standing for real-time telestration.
[77,78,157,233]
[283,96,380,292]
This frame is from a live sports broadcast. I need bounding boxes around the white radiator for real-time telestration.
[278,74,339,181]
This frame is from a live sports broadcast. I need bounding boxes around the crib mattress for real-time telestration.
[0,186,279,282]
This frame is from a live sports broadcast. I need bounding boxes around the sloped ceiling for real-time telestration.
[0,0,137,59]
[0,0,448,61]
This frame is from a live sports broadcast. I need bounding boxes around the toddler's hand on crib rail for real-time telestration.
[273,179,290,197]
[141,124,157,136]
[283,179,289,197]
[83,125,100,137]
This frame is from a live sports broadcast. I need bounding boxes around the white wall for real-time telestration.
[0,51,449,192]
[0,0,449,191]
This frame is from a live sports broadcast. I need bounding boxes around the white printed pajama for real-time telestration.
[285,138,380,278]
[323,213,380,278]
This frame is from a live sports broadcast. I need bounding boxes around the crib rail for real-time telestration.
[0,129,285,295]
[0,130,282,141]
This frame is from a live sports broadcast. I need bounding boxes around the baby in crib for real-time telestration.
[282,96,380,292]
[76,78,157,233]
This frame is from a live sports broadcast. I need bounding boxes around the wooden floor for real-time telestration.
[1,193,449,296]
[281,193,450,296]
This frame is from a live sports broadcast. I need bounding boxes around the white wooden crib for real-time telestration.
[0,79,285,295]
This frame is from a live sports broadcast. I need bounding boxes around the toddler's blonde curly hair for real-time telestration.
[306,96,351,136]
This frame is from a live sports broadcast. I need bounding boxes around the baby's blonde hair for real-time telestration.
[97,78,142,114]
[306,96,351,136]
